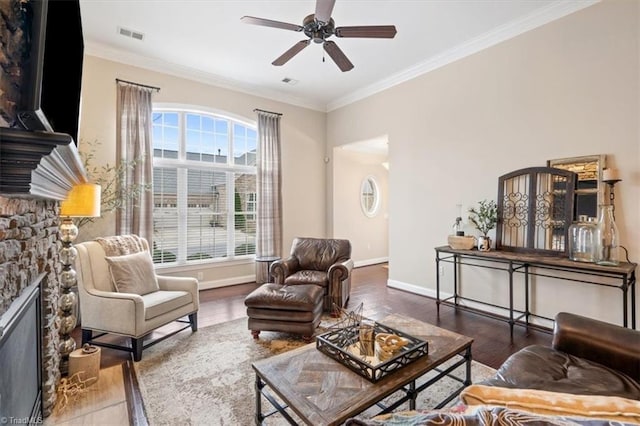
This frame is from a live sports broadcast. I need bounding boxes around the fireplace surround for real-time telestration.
[0,197,68,418]
[1,0,92,419]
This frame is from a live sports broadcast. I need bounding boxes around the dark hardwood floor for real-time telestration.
[84,262,552,371]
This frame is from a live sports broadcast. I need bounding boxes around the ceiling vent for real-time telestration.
[118,26,145,41]
[282,77,299,85]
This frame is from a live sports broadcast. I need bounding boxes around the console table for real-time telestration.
[434,246,637,338]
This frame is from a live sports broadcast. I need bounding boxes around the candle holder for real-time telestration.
[603,178,621,218]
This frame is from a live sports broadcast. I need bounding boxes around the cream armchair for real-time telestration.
[75,237,199,361]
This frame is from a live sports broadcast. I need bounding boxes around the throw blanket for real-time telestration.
[96,234,146,256]
[345,406,639,426]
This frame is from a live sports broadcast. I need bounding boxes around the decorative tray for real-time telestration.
[316,321,428,383]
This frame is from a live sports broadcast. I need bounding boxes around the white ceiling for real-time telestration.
[79,0,597,112]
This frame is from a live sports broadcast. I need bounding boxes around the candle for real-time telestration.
[603,168,620,181]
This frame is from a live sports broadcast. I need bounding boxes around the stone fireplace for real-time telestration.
[0,1,89,418]
[0,130,87,420]
[0,197,63,417]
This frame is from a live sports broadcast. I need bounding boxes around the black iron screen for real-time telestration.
[496,167,577,255]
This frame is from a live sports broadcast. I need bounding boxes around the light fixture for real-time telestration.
[58,183,101,375]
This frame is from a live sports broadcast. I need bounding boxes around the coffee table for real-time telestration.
[252,313,474,425]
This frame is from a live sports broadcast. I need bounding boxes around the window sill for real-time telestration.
[154,256,255,274]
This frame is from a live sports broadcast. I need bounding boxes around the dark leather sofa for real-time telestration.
[270,237,354,312]
[347,312,640,425]
[480,311,640,400]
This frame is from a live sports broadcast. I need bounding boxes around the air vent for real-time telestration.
[118,26,145,41]
[281,77,299,85]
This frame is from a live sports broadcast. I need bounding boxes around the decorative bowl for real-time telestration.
[447,235,476,250]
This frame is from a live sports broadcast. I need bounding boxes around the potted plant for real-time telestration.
[468,199,498,251]
[77,139,152,229]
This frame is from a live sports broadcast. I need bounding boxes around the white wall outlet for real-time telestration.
[197,272,204,280]
[439,265,445,276]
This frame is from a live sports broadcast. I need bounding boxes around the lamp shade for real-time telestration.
[60,183,102,217]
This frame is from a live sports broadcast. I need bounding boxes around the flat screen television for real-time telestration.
[18,0,84,144]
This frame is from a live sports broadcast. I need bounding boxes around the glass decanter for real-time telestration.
[595,205,619,266]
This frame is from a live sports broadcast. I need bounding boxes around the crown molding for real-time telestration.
[85,0,599,114]
[84,42,326,112]
[326,0,600,112]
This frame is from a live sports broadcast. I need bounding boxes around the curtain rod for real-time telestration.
[253,108,283,117]
[115,78,161,92]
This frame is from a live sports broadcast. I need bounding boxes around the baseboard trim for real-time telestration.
[387,279,438,298]
[199,275,255,290]
[354,257,389,268]
[386,279,554,329]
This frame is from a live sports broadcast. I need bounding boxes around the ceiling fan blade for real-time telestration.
[240,16,303,32]
[315,0,336,24]
[323,41,354,72]
[272,40,311,66]
[335,25,397,38]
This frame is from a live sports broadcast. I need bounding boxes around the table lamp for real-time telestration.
[59,183,101,375]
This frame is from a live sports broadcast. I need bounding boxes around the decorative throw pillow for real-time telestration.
[105,250,159,295]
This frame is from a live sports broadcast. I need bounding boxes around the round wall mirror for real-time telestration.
[360,176,380,217]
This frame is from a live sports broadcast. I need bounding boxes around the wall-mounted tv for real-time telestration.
[17,0,84,144]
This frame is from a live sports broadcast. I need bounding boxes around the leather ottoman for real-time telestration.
[245,283,324,341]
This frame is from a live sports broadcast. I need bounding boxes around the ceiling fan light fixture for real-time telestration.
[241,0,396,72]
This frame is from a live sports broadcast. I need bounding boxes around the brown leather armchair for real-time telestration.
[270,237,354,312]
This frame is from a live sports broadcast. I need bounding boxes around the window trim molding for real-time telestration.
[360,175,380,218]
[154,256,255,274]
[154,102,256,129]
[152,106,258,266]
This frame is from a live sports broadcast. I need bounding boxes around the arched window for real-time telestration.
[152,107,257,264]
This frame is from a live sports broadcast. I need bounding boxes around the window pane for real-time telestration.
[153,113,179,159]
[153,167,178,264]
[247,129,257,154]
[201,132,215,159]
[215,119,228,134]
[233,172,256,256]
[187,169,228,259]
[163,112,179,127]
[215,134,228,164]
[233,123,257,166]
[186,114,200,130]
[202,116,214,132]
[152,109,257,264]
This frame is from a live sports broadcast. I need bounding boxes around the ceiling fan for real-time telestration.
[241,0,397,72]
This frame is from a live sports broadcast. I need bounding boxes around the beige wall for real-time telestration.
[333,148,389,264]
[78,55,326,287]
[327,0,639,325]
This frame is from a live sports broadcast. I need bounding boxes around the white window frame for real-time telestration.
[152,104,257,267]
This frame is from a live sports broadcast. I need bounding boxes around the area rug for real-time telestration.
[134,317,497,425]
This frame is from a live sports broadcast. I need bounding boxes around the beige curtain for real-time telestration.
[255,110,283,257]
[116,82,154,242]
